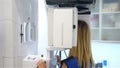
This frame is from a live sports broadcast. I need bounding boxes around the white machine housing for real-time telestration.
[48,7,78,48]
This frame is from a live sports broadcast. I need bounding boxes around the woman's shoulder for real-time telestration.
[61,56,79,68]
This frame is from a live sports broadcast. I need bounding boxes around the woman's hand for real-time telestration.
[37,59,46,68]
[55,55,61,64]
[55,55,68,68]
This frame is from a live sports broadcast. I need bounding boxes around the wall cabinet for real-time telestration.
[90,0,120,42]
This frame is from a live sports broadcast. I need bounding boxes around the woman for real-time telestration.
[57,20,94,68]
[37,20,94,68]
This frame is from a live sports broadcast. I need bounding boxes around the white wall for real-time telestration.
[15,0,38,56]
[0,0,13,67]
[38,0,48,57]
[92,42,120,68]
[0,0,38,68]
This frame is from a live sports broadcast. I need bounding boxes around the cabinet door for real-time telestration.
[101,13,120,41]
[102,0,120,12]
[3,57,14,68]
[0,21,14,57]
[0,21,21,57]
[90,14,100,41]
[53,8,73,48]
[101,0,120,42]
[0,22,4,68]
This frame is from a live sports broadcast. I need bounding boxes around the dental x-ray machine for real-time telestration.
[47,7,78,68]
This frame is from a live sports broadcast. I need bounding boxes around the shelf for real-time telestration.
[91,12,99,15]
[102,27,120,29]
[91,12,120,14]
[91,27,99,30]
[102,11,120,14]
[92,39,120,43]
[99,40,120,43]
[91,40,100,42]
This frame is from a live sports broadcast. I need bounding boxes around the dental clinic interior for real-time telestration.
[0,0,120,68]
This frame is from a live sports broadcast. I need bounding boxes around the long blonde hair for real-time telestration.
[69,20,94,68]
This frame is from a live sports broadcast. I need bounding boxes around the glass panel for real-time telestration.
[91,0,100,13]
[90,14,99,28]
[102,13,120,27]
[91,29,99,40]
[102,0,120,12]
[102,29,120,41]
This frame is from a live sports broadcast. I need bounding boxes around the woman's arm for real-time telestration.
[56,55,68,68]
[56,55,61,64]
[61,62,67,68]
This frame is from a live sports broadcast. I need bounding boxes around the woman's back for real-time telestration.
[61,56,79,68]
[61,56,93,68]
[61,20,94,68]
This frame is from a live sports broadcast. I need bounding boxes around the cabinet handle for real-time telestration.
[20,24,24,43]
[73,25,76,29]
[61,23,63,46]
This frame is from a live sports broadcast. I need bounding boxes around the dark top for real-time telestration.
[60,56,92,68]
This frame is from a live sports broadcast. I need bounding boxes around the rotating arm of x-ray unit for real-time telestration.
[78,10,91,14]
